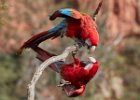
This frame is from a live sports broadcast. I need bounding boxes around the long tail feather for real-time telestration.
[32,47,64,73]
[32,46,55,62]
[17,31,52,55]
[17,20,66,55]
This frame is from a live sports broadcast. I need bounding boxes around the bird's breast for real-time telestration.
[66,15,97,40]
[66,19,81,38]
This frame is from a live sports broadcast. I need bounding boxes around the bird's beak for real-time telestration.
[90,46,96,52]
[88,57,96,63]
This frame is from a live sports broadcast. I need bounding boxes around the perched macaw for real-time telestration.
[31,46,99,97]
[18,8,100,55]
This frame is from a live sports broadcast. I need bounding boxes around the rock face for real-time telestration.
[105,0,140,40]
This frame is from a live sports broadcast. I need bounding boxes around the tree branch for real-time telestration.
[27,45,77,100]
[93,0,103,20]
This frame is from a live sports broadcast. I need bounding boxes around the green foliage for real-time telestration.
[0,54,27,100]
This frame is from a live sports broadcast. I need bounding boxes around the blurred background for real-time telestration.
[0,0,140,100]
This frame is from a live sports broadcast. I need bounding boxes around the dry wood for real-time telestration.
[27,45,77,100]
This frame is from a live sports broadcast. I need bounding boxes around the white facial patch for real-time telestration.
[85,39,92,45]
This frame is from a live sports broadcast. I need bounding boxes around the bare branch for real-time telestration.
[27,45,77,100]
[93,0,103,20]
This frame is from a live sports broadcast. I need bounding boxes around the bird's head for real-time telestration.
[49,8,82,20]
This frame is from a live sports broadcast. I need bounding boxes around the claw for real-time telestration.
[74,38,84,48]
[72,50,77,56]
[72,43,80,56]
[57,83,65,87]
[57,79,71,87]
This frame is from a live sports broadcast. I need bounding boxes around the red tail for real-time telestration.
[31,46,64,73]
[32,46,55,62]
[17,31,48,55]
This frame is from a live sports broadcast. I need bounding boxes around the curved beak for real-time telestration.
[88,57,96,63]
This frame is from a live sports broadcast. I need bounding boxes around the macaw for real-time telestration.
[31,46,99,97]
[18,0,103,55]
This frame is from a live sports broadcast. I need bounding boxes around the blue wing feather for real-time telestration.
[19,20,67,52]
[34,19,67,43]
[58,8,72,17]
[58,8,82,19]
[48,19,67,33]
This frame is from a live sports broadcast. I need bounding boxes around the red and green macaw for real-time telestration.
[17,1,102,97]
[18,7,100,54]
[32,46,99,97]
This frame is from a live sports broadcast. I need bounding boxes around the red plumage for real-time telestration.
[61,59,98,88]
[66,14,99,46]
[17,2,103,97]
[31,46,99,97]
[18,31,48,55]
[17,8,99,55]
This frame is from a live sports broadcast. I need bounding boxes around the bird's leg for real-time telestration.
[72,46,78,58]
[74,38,83,48]
[79,39,87,47]
[57,79,71,87]
[72,38,83,56]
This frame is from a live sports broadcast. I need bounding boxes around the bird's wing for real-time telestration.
[59,8,82,19]
[50,8,82,20]
[17,20,67,55]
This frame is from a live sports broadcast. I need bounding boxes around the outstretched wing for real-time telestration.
[17,20,67,55]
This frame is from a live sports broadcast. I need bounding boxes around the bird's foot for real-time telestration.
[76,42,83,48]
[72,43,80,56]
[72,50,77,57]
[74,43,81,49]
[57,84,65,87]
[57,79,71,87]
[74,42,82,52]
[74,38,84,48]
